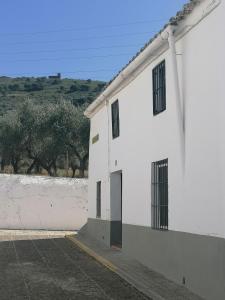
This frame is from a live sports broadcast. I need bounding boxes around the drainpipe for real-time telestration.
[167,25,185,172]
[105,99,111,221]
[105,98,111,180]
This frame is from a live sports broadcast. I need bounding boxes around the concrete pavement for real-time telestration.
[0,231,149,300]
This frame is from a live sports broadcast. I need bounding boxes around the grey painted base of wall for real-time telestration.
[86,218,111,247]
[85,218,225,300]
[86,218,122,247]
[123,224,225,300]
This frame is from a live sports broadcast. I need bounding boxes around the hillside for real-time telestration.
[0,76,106,115]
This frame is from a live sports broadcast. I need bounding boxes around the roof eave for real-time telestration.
[84,26,171,118]
[84,0,202,118]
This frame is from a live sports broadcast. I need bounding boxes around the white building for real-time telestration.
[84,1,225,299]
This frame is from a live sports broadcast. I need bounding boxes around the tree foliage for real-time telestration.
[0,100,89,177]
[0,111,25,173]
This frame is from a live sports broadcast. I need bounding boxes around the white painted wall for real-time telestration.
[0,174,88,230]
[88,0,225,238]
[88,105,111,220]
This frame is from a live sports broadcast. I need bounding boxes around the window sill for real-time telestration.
[151,227,168,232]
[153,108,166,116]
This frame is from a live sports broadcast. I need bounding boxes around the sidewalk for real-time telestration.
[66,234,204,300]
[0,229,76,242]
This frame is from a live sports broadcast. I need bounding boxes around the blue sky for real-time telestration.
[0,0,187,81]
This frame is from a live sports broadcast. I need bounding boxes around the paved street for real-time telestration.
[0,234,149,300]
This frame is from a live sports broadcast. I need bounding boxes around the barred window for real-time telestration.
[152,60,166,115]
[96,181,101,218]
[111,100,120,139]
[151,159,168,230]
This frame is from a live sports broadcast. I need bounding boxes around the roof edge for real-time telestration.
[84,0,202,118]
[84,26,170,118]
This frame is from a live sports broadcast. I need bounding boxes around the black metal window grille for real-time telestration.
[151,159,168,230]
[96,181,101,218]
[111,100,120,139]
[152,60,166,115]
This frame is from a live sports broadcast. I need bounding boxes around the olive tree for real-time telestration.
[0,112,25,173]
[50,101,90,177]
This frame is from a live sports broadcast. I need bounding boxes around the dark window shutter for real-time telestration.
[153,60,166,115]
[111,100,120,139]
[96,181,101,218]
[151,159,168,230]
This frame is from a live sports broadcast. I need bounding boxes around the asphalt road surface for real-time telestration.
[0,236,149,300]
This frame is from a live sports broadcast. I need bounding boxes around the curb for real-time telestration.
[65,235,118,272]
[65,235,165,300]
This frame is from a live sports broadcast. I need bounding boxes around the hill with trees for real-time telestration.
[0,76,106,177]
[0,76,105,115]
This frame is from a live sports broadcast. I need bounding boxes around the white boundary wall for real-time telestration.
[0,174,88,230]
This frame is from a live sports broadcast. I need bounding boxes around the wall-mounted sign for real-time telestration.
[92,134,99,144]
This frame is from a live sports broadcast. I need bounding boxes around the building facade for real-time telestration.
[84,1,225,299]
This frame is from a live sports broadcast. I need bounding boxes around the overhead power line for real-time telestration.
[3,30,157,46]
[0,19,167,37]
[0,43,144,56]
[0,69,119,77]
[1,53,135,63]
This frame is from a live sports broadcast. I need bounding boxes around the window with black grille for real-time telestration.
[151,159,168,230]
[96,181,101,218]
[111,100,120,139]
[152,60,166,115]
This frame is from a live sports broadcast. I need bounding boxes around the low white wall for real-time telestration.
[0,174,88,230]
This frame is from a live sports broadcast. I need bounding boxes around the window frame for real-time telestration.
[152,60,166,115]
[151,159,168,230]
[111,99,120,139]
[96,181,101,218]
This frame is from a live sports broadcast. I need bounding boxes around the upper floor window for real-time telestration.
[111,100,120,139]
[152,60,166,115]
